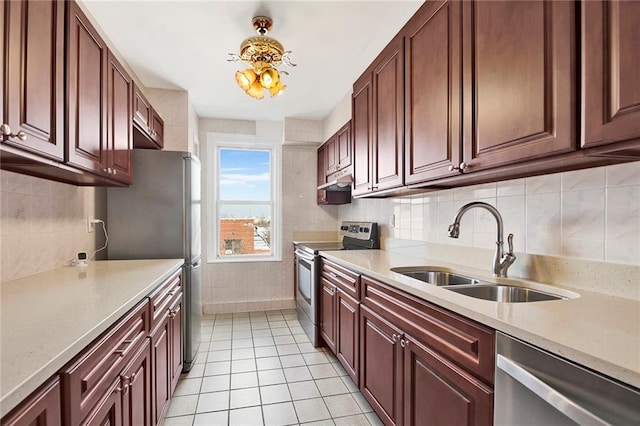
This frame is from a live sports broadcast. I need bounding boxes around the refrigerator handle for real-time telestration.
[190,259,202,269]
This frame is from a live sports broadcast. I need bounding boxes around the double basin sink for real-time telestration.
[391,267,571,303]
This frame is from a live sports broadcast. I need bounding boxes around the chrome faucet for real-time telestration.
[447,202,516,278]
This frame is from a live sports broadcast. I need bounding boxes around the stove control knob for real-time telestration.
[340,226,348,231]
[359,227,364,232]
[363,227,369,233]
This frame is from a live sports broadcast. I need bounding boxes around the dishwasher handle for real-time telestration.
[496,355,611,426]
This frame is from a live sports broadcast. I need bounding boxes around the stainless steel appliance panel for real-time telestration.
[183,259,202,370]
[107,150,187,259]
[495,332,640,426]
[107,150,202,372]
[295,248,319,347]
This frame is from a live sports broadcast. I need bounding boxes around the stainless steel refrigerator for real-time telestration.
[107,150,201,372]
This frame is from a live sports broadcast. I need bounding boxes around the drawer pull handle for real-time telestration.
[113,339,134,357]
[168,290,176,297]
[328,272,338,279]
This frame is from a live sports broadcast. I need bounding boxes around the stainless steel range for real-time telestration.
[294,221,379,346]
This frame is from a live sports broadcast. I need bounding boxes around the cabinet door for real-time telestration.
[132,84,151,131]
[352,73,374,196]
[1,378,61,426]
[372,36,404,192]
[319,280,336,352]
[403,335,493,426]
[150,110,164,149]
[337,122,352,170]
[66,1,108,175]
[582,0,640,149]
[360,306,403,426]
[169,294,184,391]
[121,340,152,426]
[151,318,171,425]
[82,378,123,426]
[3,0,64,160]
[335,290,359,386]
[462,0,576,171]
[405,0,463,184]
[106,52,133,184]
[325,137,338,175]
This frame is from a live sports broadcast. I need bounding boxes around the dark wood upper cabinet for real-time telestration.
[372,36,405,193]
[337,122,352,170]
[132,83,164,150]
[461,0,577,171]
[106,52,133,184]
[66,0,108,175]
[352,73,374,196]
[582,0,640,151]
[404,0,463,185]
[2,0,65,161]
[352,35,404,197]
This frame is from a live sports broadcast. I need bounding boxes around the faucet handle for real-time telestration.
[507,233,514,254]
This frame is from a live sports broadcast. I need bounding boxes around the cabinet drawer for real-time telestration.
[61,300,149,425]
[320,259,360,299]
[1,377,61,426]
[362,276,495,385]
[149,270,182,330]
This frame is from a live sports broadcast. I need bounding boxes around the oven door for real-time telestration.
[295,249,315,305]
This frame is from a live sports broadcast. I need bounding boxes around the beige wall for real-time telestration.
[0,171,106,283]
[199,118,339,313]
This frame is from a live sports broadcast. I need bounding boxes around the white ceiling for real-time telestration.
[82,0,423,122]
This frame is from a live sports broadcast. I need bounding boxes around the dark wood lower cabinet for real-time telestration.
[336,291,359,385]
[83,378,123,426]
[320,279,337,352]
[151,318,171,425]
[360,305,403,426]
[169,295,183,393]
[122,340,152,426]
[0,378,61,426]
[403,335,493,426]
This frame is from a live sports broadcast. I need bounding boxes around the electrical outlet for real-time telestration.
[87,217,94,233]
[389,214,396,228]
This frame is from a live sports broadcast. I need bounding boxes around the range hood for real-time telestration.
[317,174,353,191]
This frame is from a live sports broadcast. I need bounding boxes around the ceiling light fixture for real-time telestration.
[228,16,296,99]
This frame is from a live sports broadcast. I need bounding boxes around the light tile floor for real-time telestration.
[165,310,383,426]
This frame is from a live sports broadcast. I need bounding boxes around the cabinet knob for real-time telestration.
[392,334,399,343]
[112,169,117,176]
[0,124,27,141]
[448,162,468,173]
[400,338,409,348]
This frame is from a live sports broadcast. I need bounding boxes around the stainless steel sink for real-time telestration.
[445,284,565,303]
[391,268,480,286]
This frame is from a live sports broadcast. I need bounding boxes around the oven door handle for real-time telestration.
[295,249,315,263]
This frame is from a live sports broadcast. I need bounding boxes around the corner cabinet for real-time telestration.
[352,36,405,197]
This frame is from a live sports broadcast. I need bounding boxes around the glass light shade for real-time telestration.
[246,80,264,99]
[235,69,257,91]
[260,68,279,89]
[269,81,286,97]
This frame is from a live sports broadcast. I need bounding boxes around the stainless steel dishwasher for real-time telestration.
[495,332,640,425]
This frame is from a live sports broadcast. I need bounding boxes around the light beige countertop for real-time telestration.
[320,249,640,390]
[0,259,184,418]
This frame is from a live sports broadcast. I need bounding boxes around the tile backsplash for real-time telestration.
[340,162,640,266]
[0,171,106,283]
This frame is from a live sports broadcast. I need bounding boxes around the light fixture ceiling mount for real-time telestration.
[228,16,296,99]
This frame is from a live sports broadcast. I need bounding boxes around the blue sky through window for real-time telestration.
[219,149,271,201]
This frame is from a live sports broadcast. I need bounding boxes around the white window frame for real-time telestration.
[206,134,282,263]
